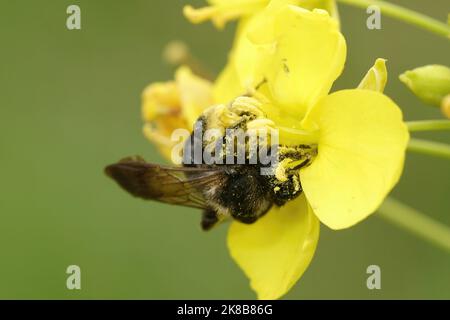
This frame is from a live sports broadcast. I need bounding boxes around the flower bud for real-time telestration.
[399,65,450,107]
[162,41,189,66]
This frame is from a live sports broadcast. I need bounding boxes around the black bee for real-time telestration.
[105,101,314,230]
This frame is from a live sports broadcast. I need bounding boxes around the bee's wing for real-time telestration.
[105,157,224,209]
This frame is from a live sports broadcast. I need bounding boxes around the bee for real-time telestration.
[105,97,315,230]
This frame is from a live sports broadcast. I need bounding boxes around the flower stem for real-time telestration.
[336,0,450,39]
[378,198,450,252]
[407,138,450,159]
[406,120,450,132]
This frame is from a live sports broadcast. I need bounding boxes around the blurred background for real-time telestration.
[0,0,449,299]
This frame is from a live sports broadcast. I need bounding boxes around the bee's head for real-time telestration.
[269,145,318,204]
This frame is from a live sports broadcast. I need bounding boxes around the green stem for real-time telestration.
[336,0,450,39]
[406,120,450,132]
[408,138,450,159]
[378,198,450,252]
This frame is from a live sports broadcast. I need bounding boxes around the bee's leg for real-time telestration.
[201,208,220,231]
[229,96,264,118]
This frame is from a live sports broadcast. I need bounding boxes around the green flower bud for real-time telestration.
[399,65,450,107]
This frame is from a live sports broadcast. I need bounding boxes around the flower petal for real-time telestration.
[247,6,346,117]
[214,3,344,113]
[299,0,340,24]
[183,0,268,29]
[300,89,409,230]
[358,58,388,92]
[183,0,339,29]
[141,67,213,161]
[213,18,255,103]
[175,66,214,127]
[227,195,320,300]
[213,61,243,103]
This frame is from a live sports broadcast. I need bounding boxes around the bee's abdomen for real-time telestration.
[213,166,273,224]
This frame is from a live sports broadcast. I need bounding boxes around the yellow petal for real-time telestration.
[300,89,409,230]
[247,6,346,117]
[141,66,213,161]
[183,0,268,29]
[213,1,339,104]
[175,66,214,127]
[141,82,180,122]
[299,0,340,25]
[213,62,244,103]
[231,14,267,94]
[211,12,269,102]
[212,18,253,103]
[358,58,388,92]
[227,195,320,300]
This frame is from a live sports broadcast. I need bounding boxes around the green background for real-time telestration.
[0,0,449,299]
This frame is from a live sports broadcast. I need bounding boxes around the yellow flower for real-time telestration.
[142,66,213,159]
[147,2,408,300]
[212,5,409,299]
[184,0,339,28]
